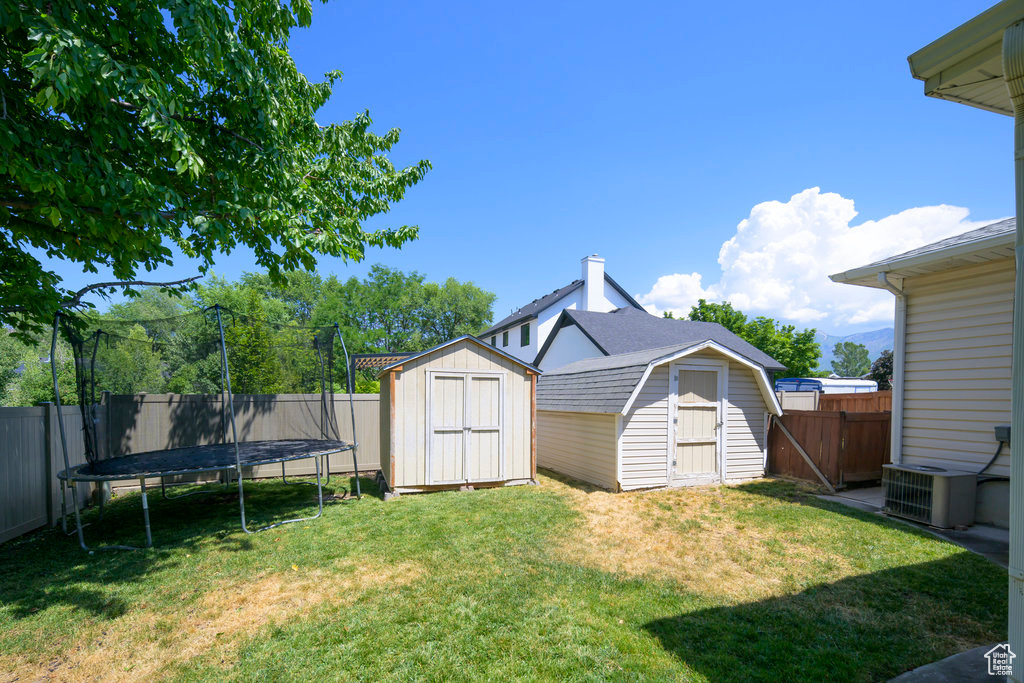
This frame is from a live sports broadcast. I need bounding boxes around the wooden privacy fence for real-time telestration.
[768,410,891,489]
[0,393,381,545]
[818,390,892,412]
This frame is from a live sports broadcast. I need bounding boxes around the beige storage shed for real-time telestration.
[537,341,782,491]
[378,336,539,495]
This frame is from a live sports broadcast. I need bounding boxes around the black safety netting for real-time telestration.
[56,307,352,465]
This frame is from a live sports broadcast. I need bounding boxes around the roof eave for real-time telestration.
[830,232,1016,289]
[907,0,1024,116]
[377,335,542,377]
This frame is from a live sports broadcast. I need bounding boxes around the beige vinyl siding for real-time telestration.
[902,258,1013,476]
[537,410,618,489]
[619,365,670,490]
[722,360,768,481]
[685,350,768,482]
[383,339,533,489]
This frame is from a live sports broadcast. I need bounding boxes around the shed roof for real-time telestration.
[535,307,786,372]
[830,217,1015,289]
[537,341,783,416]
[377,335,541,376]
[480,274,643,337]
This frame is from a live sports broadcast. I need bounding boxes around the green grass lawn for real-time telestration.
[0,472,1007,681]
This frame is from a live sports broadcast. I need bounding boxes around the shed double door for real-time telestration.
[672,366,722,482]
[428,372,503,484]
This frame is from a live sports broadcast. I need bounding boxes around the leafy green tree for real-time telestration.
[687,299,821,377]
[831,342,871,377]
[225,291,281,394]
[421,278,495,346]
[869,349,893,390]
[3,341,77,406]
[687,299,749,336]
[0,329,29,403]
[1,1,430,335]
[93,325,166,395]
[241,271,324,324]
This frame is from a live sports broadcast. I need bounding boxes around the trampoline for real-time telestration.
[51,305,362,552]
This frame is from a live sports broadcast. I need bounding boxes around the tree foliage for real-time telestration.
[687,299,821,377]
[831,342,871,378]
[869,349,893,390]
[0,266,496,403]
[0,0,430,334]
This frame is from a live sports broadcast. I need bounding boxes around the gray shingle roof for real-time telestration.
[538,342,731,413]
[480,274,644,337]
[537,307,785,372]
[851,217,1015,271]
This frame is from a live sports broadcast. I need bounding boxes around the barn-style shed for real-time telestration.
[537,341,782,491]
[378,336,539,495]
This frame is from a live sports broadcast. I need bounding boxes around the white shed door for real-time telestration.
[466,376,502,481]
[430,374,466,484]
[428,372,503,484]
[674,368,720,479]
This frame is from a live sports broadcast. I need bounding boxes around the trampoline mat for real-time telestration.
[61,439,353,482]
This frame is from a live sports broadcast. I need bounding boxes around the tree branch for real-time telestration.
[60,276,203,309]
[109,99,264,151]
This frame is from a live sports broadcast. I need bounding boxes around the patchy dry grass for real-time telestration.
[548,474,855,601]
[2,560,422,682]
[0,472,1008,682]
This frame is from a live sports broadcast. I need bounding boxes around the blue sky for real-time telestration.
[47,0,1011,334]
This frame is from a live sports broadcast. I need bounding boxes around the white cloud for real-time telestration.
[637,187,997,329]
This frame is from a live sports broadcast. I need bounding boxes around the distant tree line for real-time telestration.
[0,267,495,405]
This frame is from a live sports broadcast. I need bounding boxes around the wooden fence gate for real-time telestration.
[767,410,891,489]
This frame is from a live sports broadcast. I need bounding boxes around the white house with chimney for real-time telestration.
[480,255,645,364]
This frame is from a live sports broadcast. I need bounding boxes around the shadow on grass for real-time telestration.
[644,553,1006,682]
[0,474,379,621]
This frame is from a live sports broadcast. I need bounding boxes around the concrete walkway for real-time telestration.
[889,644,1001,682]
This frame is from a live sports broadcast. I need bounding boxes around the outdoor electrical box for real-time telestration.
[995,425,1011,444]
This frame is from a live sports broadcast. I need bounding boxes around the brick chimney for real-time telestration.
[581,255,605,311]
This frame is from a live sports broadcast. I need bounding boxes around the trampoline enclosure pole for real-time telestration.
[335,324,361,498]
[51,314,88,551]
[214,306,249,533]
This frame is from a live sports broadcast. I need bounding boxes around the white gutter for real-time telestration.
[876,272,906,465]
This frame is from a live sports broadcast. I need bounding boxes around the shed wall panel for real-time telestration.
[902,258,1013,477]
[537,410,618,489]
[620,365,670,490]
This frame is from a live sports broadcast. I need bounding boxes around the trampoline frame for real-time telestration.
[52,305,363,552]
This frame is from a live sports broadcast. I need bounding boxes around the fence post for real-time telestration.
[40,402,55,526]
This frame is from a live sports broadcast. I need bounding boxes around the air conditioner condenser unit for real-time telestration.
[882,463,976,528]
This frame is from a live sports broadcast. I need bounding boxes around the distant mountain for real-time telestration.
[815,328,894,372]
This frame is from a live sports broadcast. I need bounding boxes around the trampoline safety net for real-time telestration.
[50,305,360,550]
[57,306,350,465]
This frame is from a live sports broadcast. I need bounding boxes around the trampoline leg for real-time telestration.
[67,481,90,552]
[139,478,153,548]
[60,479,68,534]
[237,466,252,534]
[281,459,318,487]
